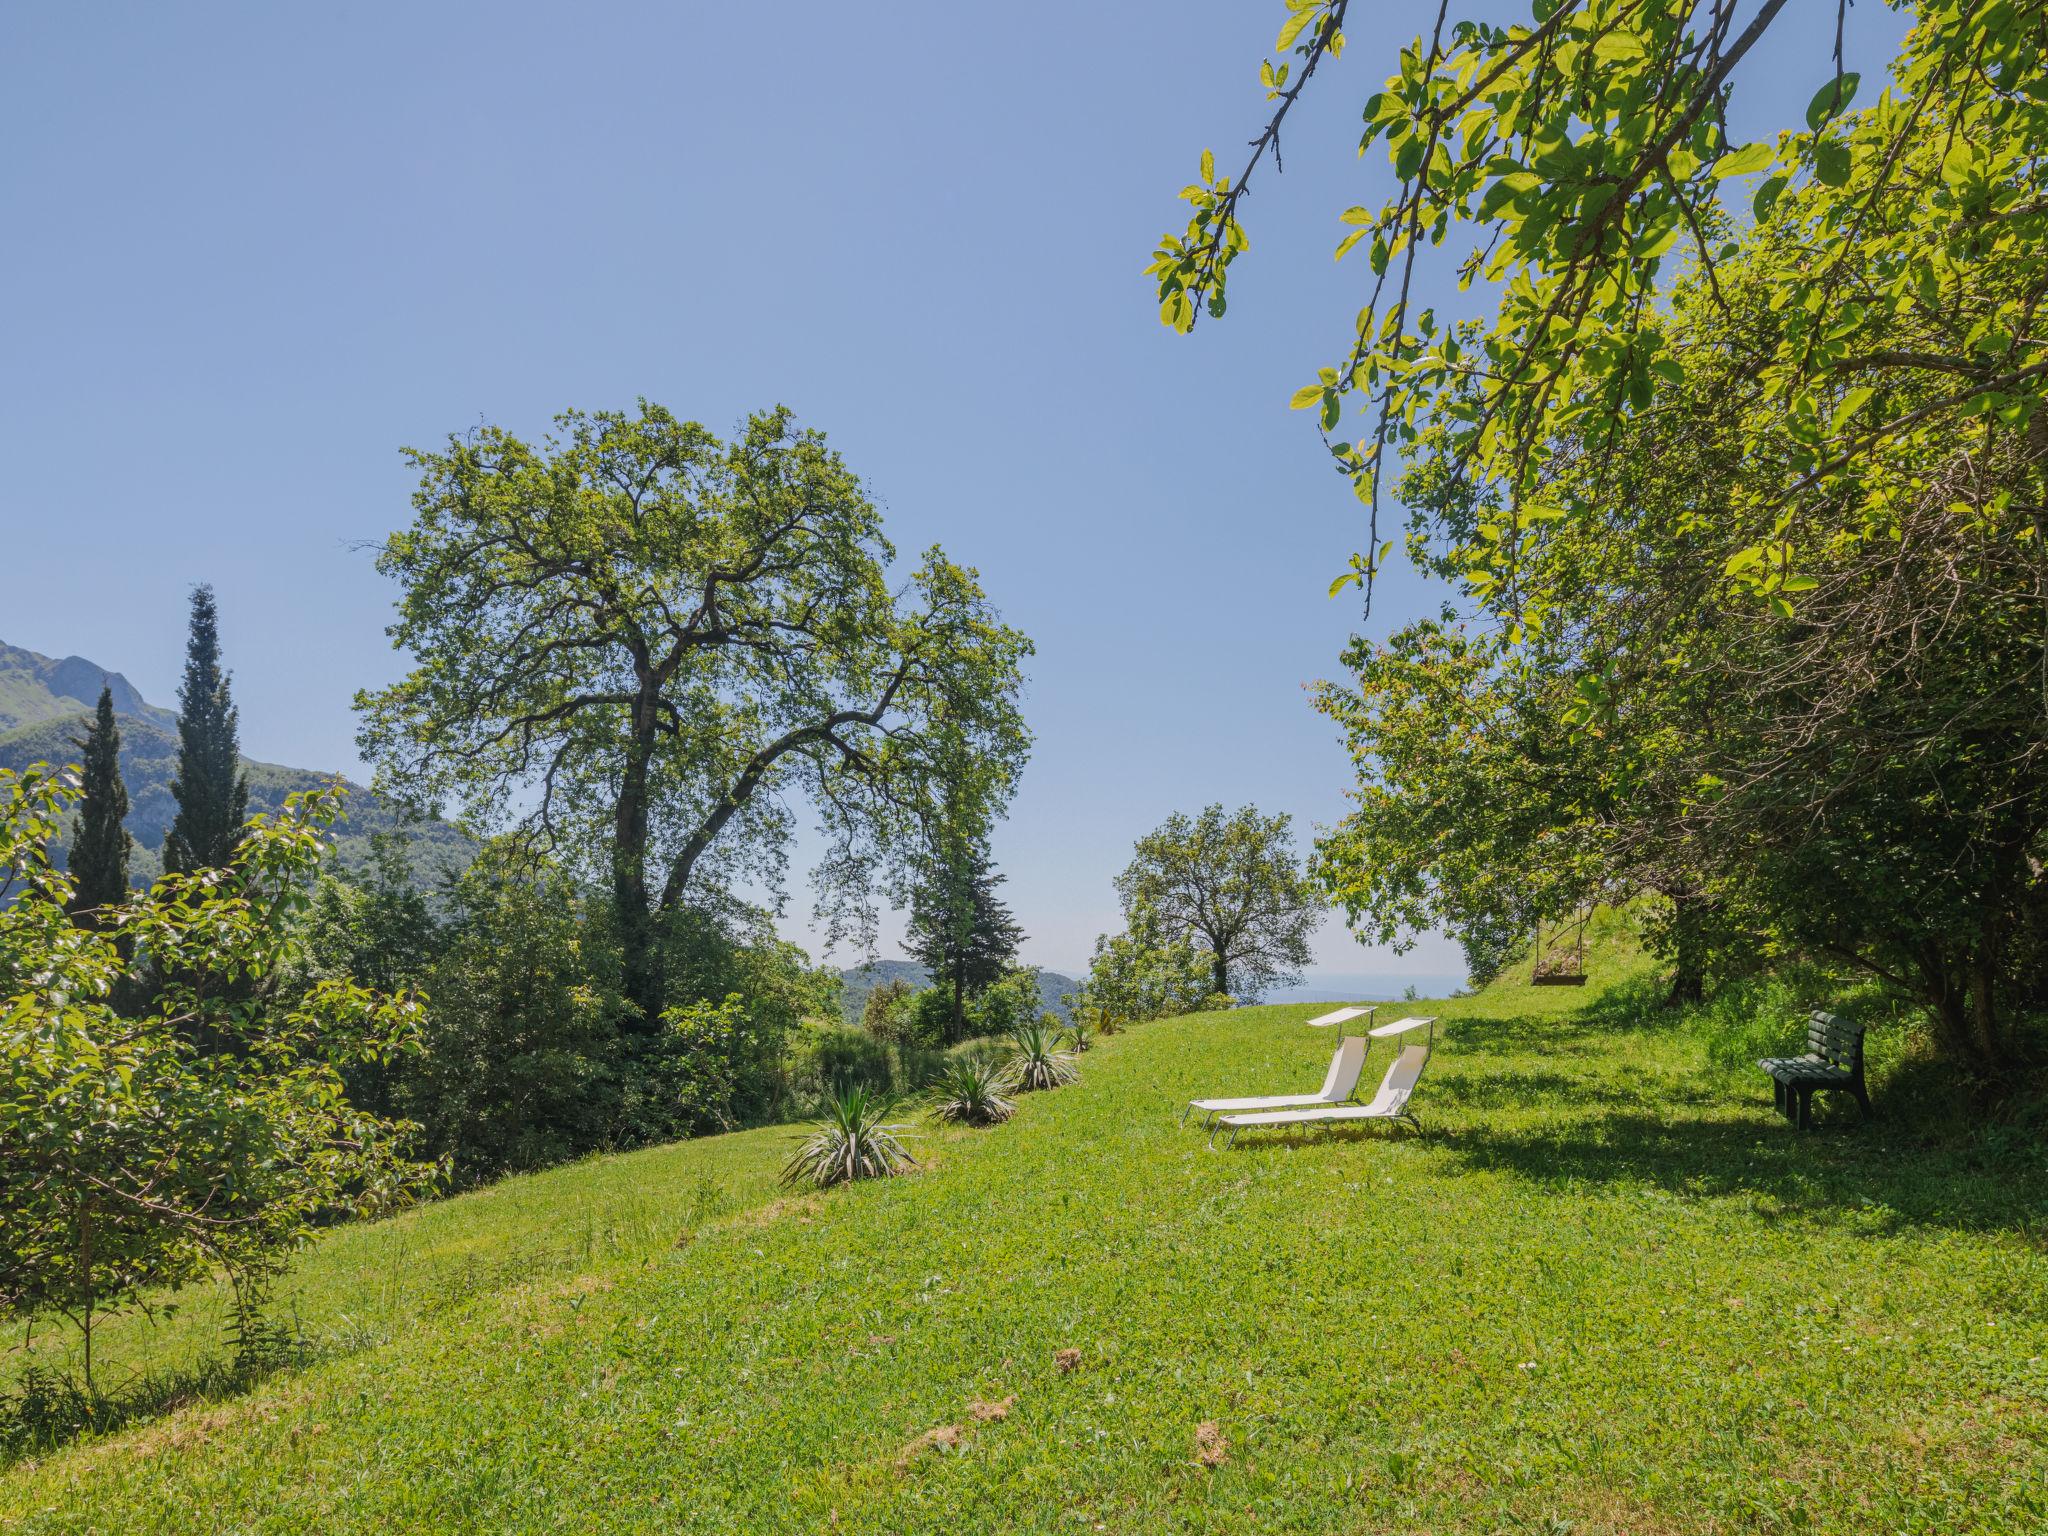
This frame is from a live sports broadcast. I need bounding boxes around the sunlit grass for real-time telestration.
[5,925,2045,1533]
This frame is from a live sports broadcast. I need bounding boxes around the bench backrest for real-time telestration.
[1805,1011,1864,1068]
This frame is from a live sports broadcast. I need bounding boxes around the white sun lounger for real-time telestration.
[1181,1034,1369,1128]
[1211,1042,1433,1148]
[1308,1004,1377,1029]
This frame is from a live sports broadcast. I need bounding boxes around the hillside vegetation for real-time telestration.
[5,923,2044,1533]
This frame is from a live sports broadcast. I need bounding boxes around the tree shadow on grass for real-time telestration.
[1237,996,2048,1238]
[0,1315,366,1465]
[1428,1085,2048,1239]
[1427,1066,1723,1114]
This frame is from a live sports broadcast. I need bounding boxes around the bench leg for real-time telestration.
[1796,1085,1814,1131]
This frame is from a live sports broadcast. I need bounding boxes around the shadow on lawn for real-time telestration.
[1430,1104,2048,1237]
[1436,1003,2048,1237]
[1231,992,2048,1239]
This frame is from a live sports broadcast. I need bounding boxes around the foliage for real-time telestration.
[1072,910,1215,1030]
[781,1021,898,1108]
[902,826,1024,1042]
[926,1053,1016,1127]
[1114,804,1320,1000]
[1005,1022,1078,1092]
[779,1083,915,1190]
[1152,0,2047,612]
[858,976,915,1039]
[355,402,1033,1023]
[0,766,433,1388]
[1311,128,2047,1052]
[13,957,2048,1531]
[63,688,129,927]
[963,965,1047,1039]
[163,584,248,874]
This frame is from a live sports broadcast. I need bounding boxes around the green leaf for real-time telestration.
[1591,30,1645,63]
[1813,139,1851,187]
[1276,8,1316,50]
[1711,143,1774,180]
[1288,385,1325,410]
[1804,72,1860,131]
[1752,173,1791,221]
[1831,385,1875,433]
[1200,148,1215,183]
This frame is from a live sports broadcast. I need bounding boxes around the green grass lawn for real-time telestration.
[6,936,2047,1533]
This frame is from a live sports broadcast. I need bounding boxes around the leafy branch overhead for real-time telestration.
[1149,0,2047,610]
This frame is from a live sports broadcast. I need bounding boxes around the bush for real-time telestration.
[781,1083,915,1189]
[966,967,1048,1038]
[1073,922,1214,1030]
[928,1055,1016,1126]
[782,1023,896,1107]
[1008,1022,1079,1091]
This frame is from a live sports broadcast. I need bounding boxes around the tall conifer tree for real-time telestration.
[66,684,132,925]
[164,583,248,873]
[904,837,1025,1041]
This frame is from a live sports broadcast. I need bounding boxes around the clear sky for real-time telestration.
[0,2,1906,981]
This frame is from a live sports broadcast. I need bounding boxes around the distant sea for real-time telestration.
[1262,973,1468,1004]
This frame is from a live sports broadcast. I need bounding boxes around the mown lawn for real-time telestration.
[5,947,2046,1533]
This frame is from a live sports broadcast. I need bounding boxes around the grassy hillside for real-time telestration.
[5,930,2045,1533]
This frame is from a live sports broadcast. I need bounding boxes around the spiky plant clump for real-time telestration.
[929,1055,1016,1126]
[1007,1023,1079,1092]
[1062,1013,1091,1054]
[781,1083,916,1189]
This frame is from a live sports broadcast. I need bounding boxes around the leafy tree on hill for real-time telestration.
[1319,181,2048,1075]
[64,686,131,927]
[355,403,1033,1028]
[0,768,433,1389]
[163,583,248,874]
[1115,804,1320,1000]
[903,829,1024,1042]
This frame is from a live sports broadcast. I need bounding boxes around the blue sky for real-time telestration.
[0,2,1905,981]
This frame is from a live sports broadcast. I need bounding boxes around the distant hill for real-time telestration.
[0,639,474,887]
[837,959,1079,1025]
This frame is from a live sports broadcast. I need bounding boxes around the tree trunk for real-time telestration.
[615,689,661,1029]
[950,963,965,1045]
[1664,892,1707,1007]
[1211,953,1229,999]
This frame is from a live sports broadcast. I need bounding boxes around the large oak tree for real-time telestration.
[356,403,1032,1025]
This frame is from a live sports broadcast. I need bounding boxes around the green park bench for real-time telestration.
[1759,1011,1870,1129]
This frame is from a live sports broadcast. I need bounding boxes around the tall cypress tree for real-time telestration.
[66,685,133,926]
[164,583,249,874]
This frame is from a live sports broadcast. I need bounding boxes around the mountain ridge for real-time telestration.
[0,638,473,887]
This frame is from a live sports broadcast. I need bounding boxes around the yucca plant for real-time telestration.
[928,1054,1016,1126]
[781,1082,916,1189]
[1062,1013,1091,1054]
[1007,1022,1079,1092]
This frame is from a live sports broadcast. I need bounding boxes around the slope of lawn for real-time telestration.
[6,926,2047,1534]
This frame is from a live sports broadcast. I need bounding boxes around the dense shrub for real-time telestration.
[295,843,842,1182]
